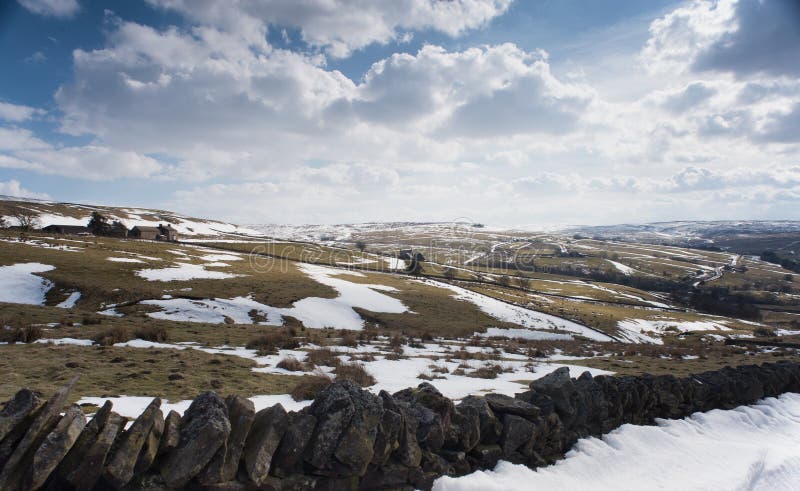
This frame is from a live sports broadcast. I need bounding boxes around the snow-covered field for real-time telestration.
[435,392,800,491]
[0,262,54,305]
[141,264,409,330]
[426,279,615,342]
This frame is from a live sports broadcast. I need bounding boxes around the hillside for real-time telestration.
[1,200,799,413]
[0,196,260,237]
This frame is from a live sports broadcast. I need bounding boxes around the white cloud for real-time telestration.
[641,0,800,78]
[0,180,50,200]
[146,0,512,57]
[0,102,44,122]
[17,0,79,18]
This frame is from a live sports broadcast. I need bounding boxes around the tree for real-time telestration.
[355,241,367,253]
[443,267,457,280]
[11,207,40,231]
[109,220,129,238]
[88,212,111,235]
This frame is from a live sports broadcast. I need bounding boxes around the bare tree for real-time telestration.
[355,241,367,253]
[11,207,40,231]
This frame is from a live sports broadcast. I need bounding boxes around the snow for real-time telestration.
[142,264,408,330]
[136,263,243,281]
[478,327,574,341]
[34,337,93,346]
[617,319,729,344]
[56,291,81,308]
[434,393,800,491]
[142,296,283,325]
[107,257,144,263]
[199,253,243,262]
[386,257,407,270]
[606,260,634,275]
[0,263,54,305]
[425,279,615,342]
[77,393,312,419]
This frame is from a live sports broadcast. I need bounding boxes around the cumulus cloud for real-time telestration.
[0,102,44,122]
[340,44,593,137]
[0,179,50,200]
[146,0,512,57]
[0,125,163,179]
[17,0,79,18]
[642,0,800,78]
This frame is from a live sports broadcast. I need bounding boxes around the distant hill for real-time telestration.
[0,196,260,237]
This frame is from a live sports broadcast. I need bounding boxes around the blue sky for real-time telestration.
[0,0,798,226]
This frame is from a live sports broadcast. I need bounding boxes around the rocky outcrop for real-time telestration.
[1,362,799,490]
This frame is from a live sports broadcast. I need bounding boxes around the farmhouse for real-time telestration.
[41,224,91,235]
[130,224,178,241]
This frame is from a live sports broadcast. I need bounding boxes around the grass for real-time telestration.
[0,343,303,405]
[333,362,376,387]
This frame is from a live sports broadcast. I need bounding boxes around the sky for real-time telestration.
[0,0,799,227]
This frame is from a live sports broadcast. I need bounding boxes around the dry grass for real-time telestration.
[0,343,303,404]
[304,347,341,367]
[333,362,376,387]
[245,330,301,355]
[276,356,312,372]
[0,325,43,344]
[290,374,332,401]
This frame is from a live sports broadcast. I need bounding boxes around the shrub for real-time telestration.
[246,330,301,355]
[340,333,358,348]
[305,348,341,367]
[418,372,446,381]
[291,374,333,401]
[466,363,507,379]
[754,327,777,337]
[0,325,43,344]
[334,362,376,387]
[276,356,311,372]
[93,326,133,346]
[134,325,169,342]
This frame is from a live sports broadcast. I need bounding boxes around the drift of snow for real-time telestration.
[0,263,54,305]
[136,263,242,281]
[606,260,634,275]
[434,393,800,491]
[56,291,81,308]
[108,257,144,263]
[142,296,283,325]
[426,279,614,342]
[478,327,573,341]
[617,319,729,344]
[142,264,408,330]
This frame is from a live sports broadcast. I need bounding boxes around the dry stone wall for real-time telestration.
[1,361,800,490]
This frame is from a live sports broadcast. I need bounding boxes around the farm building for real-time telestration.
[130,224,178,241]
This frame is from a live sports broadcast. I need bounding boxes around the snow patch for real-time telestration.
[0,263,54,305]
[434,393,800,491]
[136,263,243,281]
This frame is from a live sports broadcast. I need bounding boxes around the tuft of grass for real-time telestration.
[290,374,333,401]
[0,325,43,344]
[334,362,376,387]
[304,347,341,367]
[93,326,134,346]
[245,330,301,355]
[276,356,312,372]
[134,325,169,343]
